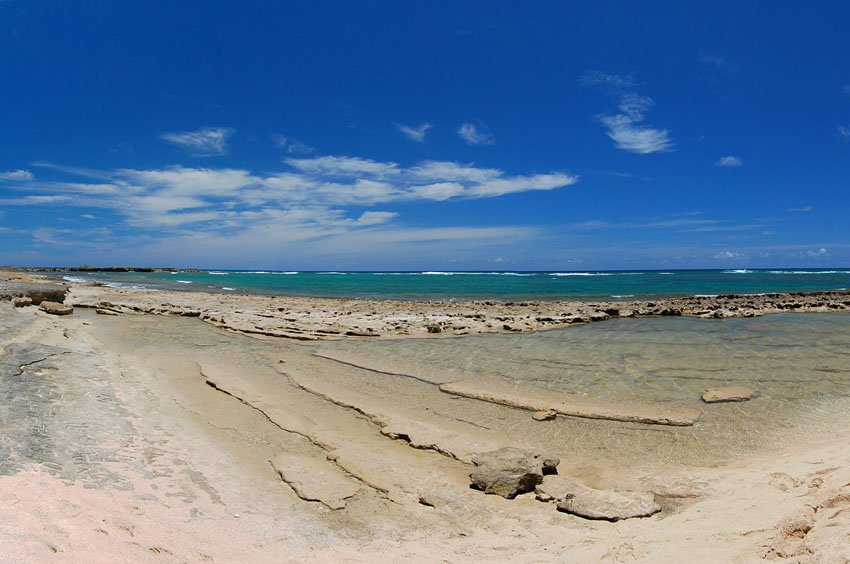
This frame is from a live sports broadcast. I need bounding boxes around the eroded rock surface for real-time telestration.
[270,453,361,510]
[536,475,660,521]
[0,272,67,305]
[702,386,759,403]
[440,379,702,426]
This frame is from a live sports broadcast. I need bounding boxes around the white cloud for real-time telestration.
[285,156,401,177]
[120,166,258,197]
[0,169,34,181]
[395,123,432,142]
[807,247,828,256]
[715,155,743,167]
[2,157,577,239]
[160,127,235,156]
[788,206,813,213]
[0,195,73,205]
[457,123,495,145]
[600,115,674,154]
[713,251,743,259]
[583,72,674,154]
[838,125,850,141]
[356,211,398,226]
[409,182,465,201]
[409,161,501,183]
[468,173,576,198]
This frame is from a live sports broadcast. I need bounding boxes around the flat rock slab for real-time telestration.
[39,301,73,316]
[286,367,504,463]
[0,279,67,305]
[702,386,758,403]
[470,447,559,499]
[270,453,361,510]
[537,475,660,521]
[440,379,701,427]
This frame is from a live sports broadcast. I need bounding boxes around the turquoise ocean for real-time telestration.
[56,268,850,301]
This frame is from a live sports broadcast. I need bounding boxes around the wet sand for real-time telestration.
[2,271,850,561]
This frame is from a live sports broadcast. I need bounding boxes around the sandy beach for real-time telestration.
[2,270,850,562]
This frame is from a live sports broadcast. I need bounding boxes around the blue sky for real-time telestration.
[1,1,848,270]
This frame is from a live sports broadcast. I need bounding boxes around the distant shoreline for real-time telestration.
[3,270,849,341]
[62,276,850,340]
[14,266,850,304]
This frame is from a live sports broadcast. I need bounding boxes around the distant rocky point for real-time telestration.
[11,266,182,273]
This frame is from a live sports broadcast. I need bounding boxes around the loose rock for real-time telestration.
[532,410,557,421]
[95,308,121,316]
[470,447,559,499]
[12,297,32,307]
[39,301,73,316]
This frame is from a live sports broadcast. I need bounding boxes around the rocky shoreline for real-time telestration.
[0,271,68,306]
[2,270,849,340]
[3,268,850,561]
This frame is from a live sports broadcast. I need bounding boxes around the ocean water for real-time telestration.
[56,268,850,300]
[324,312,850,464]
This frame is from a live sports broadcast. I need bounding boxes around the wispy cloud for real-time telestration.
[578,70,635,92]
[160,126,235,156]
[285,155,401,178]
[715,155,742,167]
[788,206,813,213]
[698,50,736,72]
[713,250,743,259]
[272,134,314,154]
[457,122,495,145]
[0,169,34,181]
[599,113,673,154]
[395,122,432,142]
[807,247,828,256]
[582,72,674,154]
[838,125,850,141]
[566,213,758,234]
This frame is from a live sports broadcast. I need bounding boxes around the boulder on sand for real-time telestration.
[470,447,559,499]
[39,301,73,316]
